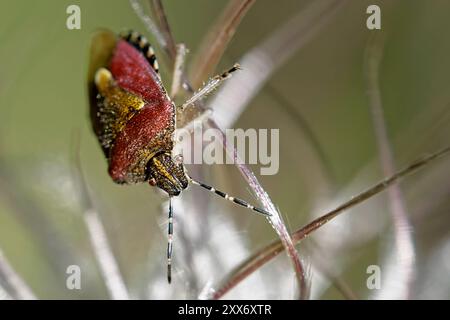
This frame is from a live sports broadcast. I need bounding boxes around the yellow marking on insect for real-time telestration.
[131,31,139,42]
[147,46,155,58]
[95,67,146,141]
[153,59,159,71]
[139,36,148,48]
[153,157,179,187]
[95,68,145,110]
[94,68,113,92]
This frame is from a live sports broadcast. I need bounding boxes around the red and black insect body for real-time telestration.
[88,29,271,283]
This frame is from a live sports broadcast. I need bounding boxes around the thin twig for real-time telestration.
[129,0,167,52]
[0,284,12,300]
[72,136,130,300]
[190,0,309,299]
[211,146,450,299]
[190,0,256,88]
[82,209,130,300]
[138,0,192,97]
[207,118,309,299]
[365,32,415,299]
[0,249,36,300]
[209,0,347,129]
[0,157,78,284]
[171,43,187,98]
[148,0,177,60]
[201,0,348,299]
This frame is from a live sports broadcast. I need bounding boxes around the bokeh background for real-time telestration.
[0,0,449,299]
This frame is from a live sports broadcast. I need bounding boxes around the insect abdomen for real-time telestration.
[108,100,174,184]
[89,30,175,184]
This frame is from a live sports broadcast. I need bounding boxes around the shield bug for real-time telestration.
[88,29,271,283]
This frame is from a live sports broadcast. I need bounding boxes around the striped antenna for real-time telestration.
[167,197,174,283]
[188,177,272,217]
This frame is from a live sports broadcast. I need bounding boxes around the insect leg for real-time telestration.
[188,176,272,217]
[170,43,187,99]
[179,64,241,111]
[167,197,174,283]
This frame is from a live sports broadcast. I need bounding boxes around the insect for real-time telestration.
[87,29,272,283]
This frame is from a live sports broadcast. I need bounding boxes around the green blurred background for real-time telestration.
[0,0,449,299]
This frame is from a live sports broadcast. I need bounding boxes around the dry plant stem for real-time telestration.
[171,44,187,98]
[190,0,256,88]
[191,1,307,299]
[207,118,308,300]
[175,220,200,296]
[0,157,77,282]
[142,0,193,96]
[129,0,167,52]
[0,249,36,300]
[0,180,72,275]
[198,0,346,299]
[0,284,12,300]
[149,0,177,60]
[210,0,347,129]
[365,33,415,299]
[72,138,130,300]
[211,146,450,299]
[83,209,130,300]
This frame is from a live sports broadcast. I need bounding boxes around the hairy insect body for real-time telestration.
[88,30,186,195]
